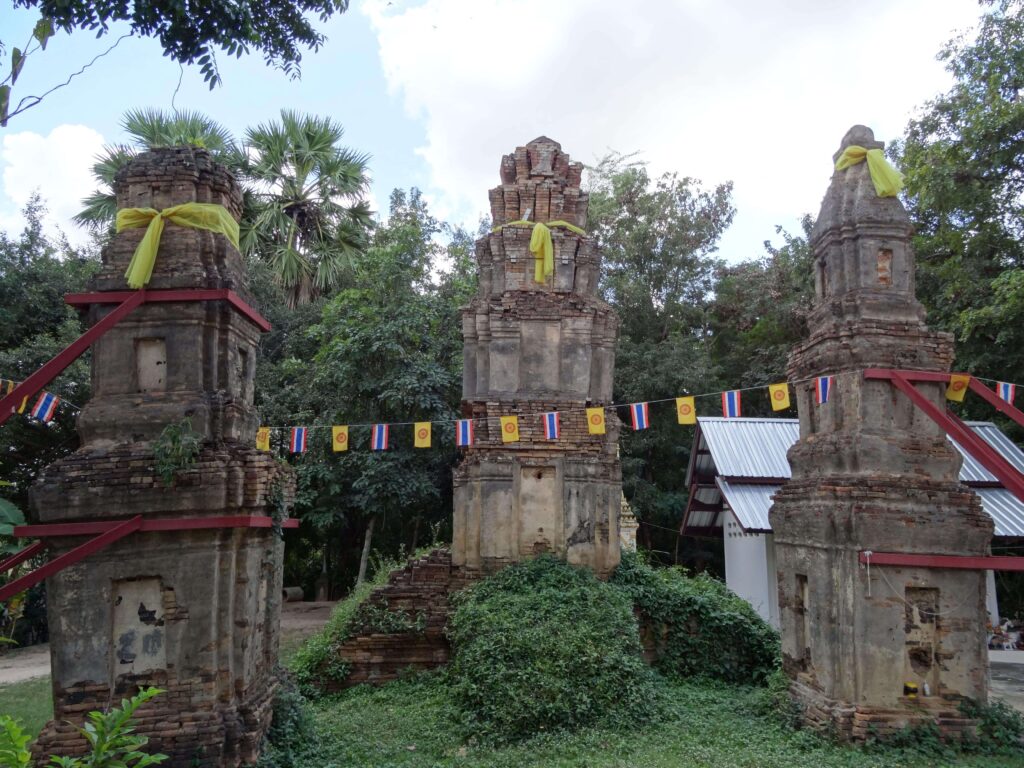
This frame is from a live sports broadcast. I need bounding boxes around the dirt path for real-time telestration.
[0,601,337,686]
[0,642,50,685]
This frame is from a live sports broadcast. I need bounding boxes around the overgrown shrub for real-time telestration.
[960,696,1024,755]
[255,672,314,768]
[446,555,661,742]
[611,550,780,684]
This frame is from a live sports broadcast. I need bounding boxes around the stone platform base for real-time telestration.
[325,549,473,692]
[32,676,276,767]
[793,680,978,742]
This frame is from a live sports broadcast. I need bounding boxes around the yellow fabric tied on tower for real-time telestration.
[491,219,588,283]
[116,203,240,289]
[834,145,904,198]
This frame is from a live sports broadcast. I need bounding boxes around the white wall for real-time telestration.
[723,508,778,628]
[986,569,1000,626]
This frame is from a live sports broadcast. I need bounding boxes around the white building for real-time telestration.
[682,418,1024,629]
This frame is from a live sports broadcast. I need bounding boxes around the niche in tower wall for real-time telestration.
[904,586,941,696]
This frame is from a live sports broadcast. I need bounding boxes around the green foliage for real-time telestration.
[286,673,1017,768]
[235,110,373,305]
[446,555,661,742]
[959,697,1024,755]
[0,714,31,767]
[151,419,202,487]
[258,190,473,596]
[709,218,815,393]
[0,676,53,740]
[0,195,98,520]
[587,154,734,567]
[0,497,26,537]
[354,600,426,635]
[13,1,353,88]
[896,0,1024,415]
[611,550,780,684]
[256,673,315,768]
[75,110,237,232]
[48,687,167,767]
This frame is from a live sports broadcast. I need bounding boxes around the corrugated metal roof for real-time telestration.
[697,418,799,479]
[954,422,1024,483]
[694,418,1024,538]
[976,489,1024,537]
[716,479,777,532]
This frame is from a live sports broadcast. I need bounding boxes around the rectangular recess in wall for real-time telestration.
[135,337,167,392]
[877,249,894,286]
[796,574,810,667]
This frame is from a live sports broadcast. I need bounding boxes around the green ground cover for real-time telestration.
[286,674,1022,768]
[0,676,51,739]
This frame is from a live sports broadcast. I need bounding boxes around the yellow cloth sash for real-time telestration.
[834,146,904,198]
[492,219,587,283]
[116,203,240,289]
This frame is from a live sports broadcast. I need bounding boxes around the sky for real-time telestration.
[1,0,982,261]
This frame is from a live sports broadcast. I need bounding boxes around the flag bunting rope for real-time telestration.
[3,370,1021,450]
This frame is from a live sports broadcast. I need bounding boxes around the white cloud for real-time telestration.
[0,124,105,244]
[363,0,981,260]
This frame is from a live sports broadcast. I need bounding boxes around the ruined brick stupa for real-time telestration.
[770,126,992,740]
[31,148,292,766]
[452,137,622,577]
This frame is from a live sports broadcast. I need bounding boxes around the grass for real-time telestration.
[288,674,1023,768]
[0,675,52,739]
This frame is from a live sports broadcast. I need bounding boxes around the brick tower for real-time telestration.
[769,126,992,739]
[452,137,621,577]
[30,148,292,766]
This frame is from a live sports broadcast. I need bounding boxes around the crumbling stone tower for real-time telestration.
[769,126,992,739]
[453,137,621,577]
[30,148,291,766]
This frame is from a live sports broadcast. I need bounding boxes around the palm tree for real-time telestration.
[74,108,237,231]
[235,110,373,306]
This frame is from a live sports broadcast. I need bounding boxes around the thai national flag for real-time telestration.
[630,402,649,430]
[290,427,307,453]
[997,382,1016,406]
[456,419,474,447]
[815,376,834,405]
[31,392,59,422]
[721,390,741,418]
[543,411,560,439]
[372,424,389,451]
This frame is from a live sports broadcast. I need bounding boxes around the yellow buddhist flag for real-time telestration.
[17,396,27,414]
[768,383,791,412]
[331,425,349,452]
[500,415,520,443]
[586,407,606,435]
[1,379,13,394]
[675,396,697,425]
[414,422,432,448]
[946,374,970,403]
[256,427,271,451]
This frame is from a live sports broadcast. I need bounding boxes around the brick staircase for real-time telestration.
[323,549,473,691]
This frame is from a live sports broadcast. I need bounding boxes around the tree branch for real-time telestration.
[7,33,132,122]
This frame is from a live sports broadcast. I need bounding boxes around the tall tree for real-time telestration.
[75,108,237,231]
[254,189,473,594]
[0,194,99,512]
[235,110,373,306]
[708,218,815,394]
[895,0,1024,408]
[587,154,734,567]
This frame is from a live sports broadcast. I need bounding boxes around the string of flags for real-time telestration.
[261,370,1023,454]
[3,370,1020,450]
[1,379,65,423]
